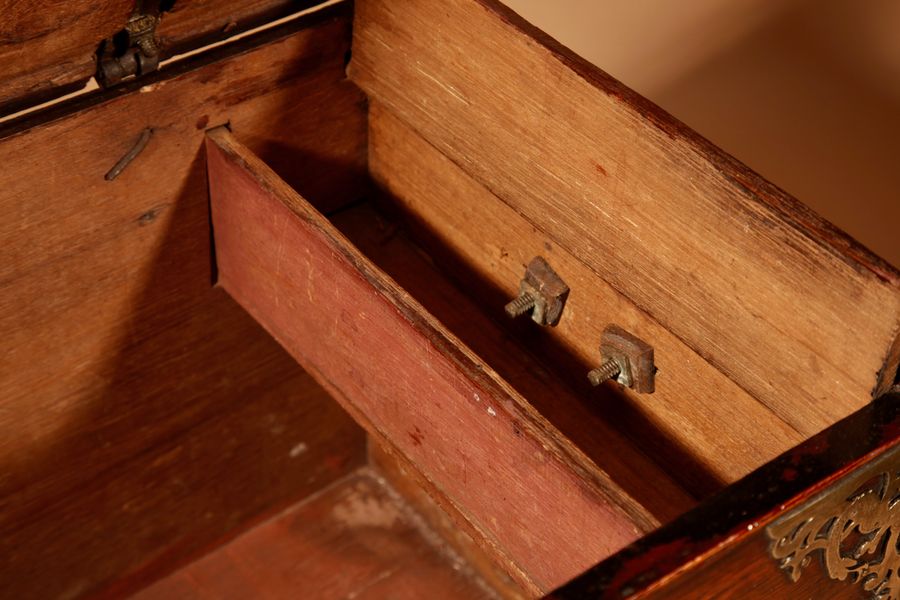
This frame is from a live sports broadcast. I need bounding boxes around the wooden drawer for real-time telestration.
[2,0,899,598]
[206,120,900,598]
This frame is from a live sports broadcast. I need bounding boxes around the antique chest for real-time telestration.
[2,1,899,598]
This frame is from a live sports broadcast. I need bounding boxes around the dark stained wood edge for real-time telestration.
[547,391,900,598]
[0,0,353,140]
[0,78,93,122]
[475,0,899,288]
[876,327,900,397]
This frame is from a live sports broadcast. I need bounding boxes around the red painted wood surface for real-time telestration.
[206,127,656,591]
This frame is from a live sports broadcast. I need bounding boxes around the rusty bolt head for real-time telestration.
[519,256,569,326]
[600,325,655,394]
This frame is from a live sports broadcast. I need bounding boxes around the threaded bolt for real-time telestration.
[505,292,536,318]
[588,358,621,386]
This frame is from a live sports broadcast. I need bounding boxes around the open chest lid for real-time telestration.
[0,0,327,114]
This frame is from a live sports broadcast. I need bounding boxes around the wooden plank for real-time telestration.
[349,0,900,436]
[548,392,900,600]
[0,6,366,597]
[368,104,804,494]
[132,470,497,600]
[208,127,666,591]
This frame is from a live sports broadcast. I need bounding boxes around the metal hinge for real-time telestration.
[96,1,164,87]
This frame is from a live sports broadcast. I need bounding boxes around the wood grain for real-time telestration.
[133,470,497,600]
[155,0,324,58]
[0,7,366,598]
[368,103,804,494]
[349,0,900,436]
[2,4,365,288]
[208,127,670,591]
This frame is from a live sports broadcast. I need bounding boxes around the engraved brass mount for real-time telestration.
[767,445,900,599]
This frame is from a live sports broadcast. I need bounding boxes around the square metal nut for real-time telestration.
[601,325,655,393]
[521,256,569,326]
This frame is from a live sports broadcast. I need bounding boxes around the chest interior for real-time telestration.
[2,1,899,598]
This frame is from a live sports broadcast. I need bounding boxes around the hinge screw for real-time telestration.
[587,358,621,386]
[505,292,536,318]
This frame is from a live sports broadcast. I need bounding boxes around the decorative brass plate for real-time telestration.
[767,445,900,599]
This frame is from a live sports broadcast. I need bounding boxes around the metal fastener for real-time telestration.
[97,9,162,87]
[504,256,569,326]
[588,325,656,393]
[587,358,622,387]
[105,128,153,181]
[505,292,536,317]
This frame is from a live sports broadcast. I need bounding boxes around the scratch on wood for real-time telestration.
[414,65,471,106]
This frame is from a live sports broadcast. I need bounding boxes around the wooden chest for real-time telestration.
[2,1,899,598]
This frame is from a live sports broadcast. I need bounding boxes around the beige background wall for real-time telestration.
[501,0,900,266]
